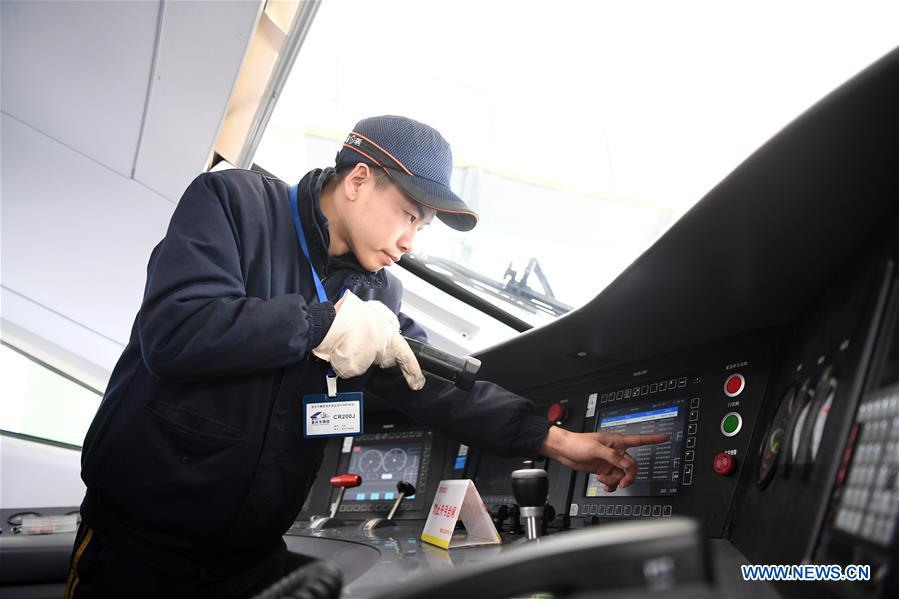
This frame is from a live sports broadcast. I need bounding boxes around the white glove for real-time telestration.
[312,291,425,390]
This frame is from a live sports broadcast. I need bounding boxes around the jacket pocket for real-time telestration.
[147,399,246,460]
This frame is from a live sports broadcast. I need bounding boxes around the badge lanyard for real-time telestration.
[291,184,363,438]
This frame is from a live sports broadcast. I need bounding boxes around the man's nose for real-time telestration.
[398,230,416,255]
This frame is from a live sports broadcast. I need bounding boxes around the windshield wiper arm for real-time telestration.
[397,255,532,332]
[402,255,572,319]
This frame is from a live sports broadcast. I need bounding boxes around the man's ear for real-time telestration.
[343,163,372,201]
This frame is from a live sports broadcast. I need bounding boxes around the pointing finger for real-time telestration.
[619,433,670,448]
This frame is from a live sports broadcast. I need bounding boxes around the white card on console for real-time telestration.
[421,479,501,549]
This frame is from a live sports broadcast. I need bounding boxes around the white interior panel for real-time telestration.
[1,294,122,391]
[1,113,174,358]
[133,0,263,201]
[0,0,160,176]
[0,435,84,510]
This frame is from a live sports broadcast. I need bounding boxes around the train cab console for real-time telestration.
[277,47,899,598]
[3,43,898,599]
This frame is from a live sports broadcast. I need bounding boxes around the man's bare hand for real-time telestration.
[538,426,670,492]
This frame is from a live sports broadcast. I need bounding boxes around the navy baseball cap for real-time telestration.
[335,115,478,231]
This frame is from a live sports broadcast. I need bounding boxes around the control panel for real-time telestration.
[331,429,433,517]
[564,332,774,536]
[297,422,460,523]
[463,332,776,537]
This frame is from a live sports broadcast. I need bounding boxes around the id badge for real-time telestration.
[303,392,364,438]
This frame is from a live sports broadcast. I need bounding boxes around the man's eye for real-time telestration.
[406,212,417,224]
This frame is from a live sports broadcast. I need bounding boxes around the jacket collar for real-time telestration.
[297,168,378,277]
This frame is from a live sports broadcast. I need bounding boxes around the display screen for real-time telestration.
[346,442,421,501]
[474,455,532,496]
[586,398,686,497]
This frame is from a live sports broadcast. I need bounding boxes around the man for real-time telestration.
[67,115,667,597]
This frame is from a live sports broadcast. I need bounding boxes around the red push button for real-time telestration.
[724,373,745,397]
[330,473,362,488]
[546,402,567,423]
[713,452,737,476]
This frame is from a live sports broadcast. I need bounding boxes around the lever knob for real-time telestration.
[511,467,548,541]
[492,504,510,533]
[396,480,416,497]
[330,474,362,488]
[511,468,549,508]
[495,504,510,521]
[316,473,363,527]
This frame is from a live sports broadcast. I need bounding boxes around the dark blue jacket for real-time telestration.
[80,168,551,571]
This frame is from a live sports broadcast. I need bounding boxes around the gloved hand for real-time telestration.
[312,291,426,390]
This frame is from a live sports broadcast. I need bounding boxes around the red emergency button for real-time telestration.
[546,402,567,423]
[724,373,745,397]
[330,473,362,488]
[713,452,737,476]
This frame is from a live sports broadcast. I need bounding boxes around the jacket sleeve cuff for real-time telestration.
[306,301,336,349]
[515,413,554,458]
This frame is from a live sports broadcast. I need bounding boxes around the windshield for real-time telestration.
[253,0,898,341]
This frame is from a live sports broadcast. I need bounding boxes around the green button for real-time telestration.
[721,412,742,436]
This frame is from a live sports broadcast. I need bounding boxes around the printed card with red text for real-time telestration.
[420,479,501,549]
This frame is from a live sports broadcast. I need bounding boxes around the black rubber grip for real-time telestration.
[403,337,481,390]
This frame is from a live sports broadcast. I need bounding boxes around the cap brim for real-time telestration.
[382,168,478,232]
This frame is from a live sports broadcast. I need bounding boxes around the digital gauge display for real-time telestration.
[585,398,686,497]
[757,385,797,488]
[345,442,422,501]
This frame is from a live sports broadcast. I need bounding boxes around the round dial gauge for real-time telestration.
[382,448,409,472]
[358,449,384,474]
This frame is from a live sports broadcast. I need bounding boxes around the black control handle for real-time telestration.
[386,480,416,521]
[511,467,549,541]
[396,480,416,497]
[403,337,481,390]
[511,468,549,509]
[364,480,418,531]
